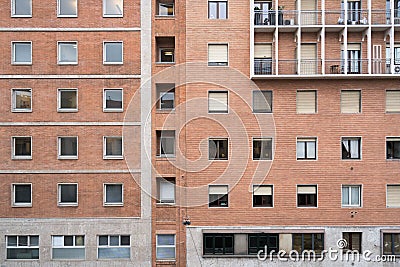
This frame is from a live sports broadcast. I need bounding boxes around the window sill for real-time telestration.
[57,15,78,18]
[253,159,273,161]
[155,259,176,263]
[156,156,176,159]
[12,204,32,207]
[156,109,175,113]
[155,15,175,19]
[58,62,78,65]
[103,156,124,160]
[341,205,362,208]
[156,62,176,65]
[103,203,124,207]
[58,203,78,207]
[156,203,176,207]
[58,156,78,160]
[103,62,124,65]
[12,109,32,113]
[11,15,32,18]
[296,158,317,161]
[12,63,32,65]
[103,109,123,113]
[386,158,400,161]
[297,206,318,208]
[12,156,32,160]
[208,206,229,208]
[57,109,78,113]
[103,15,124,18]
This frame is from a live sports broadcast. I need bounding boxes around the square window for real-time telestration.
[341,90,361,113]
[209,138,228,160]
[52,235,85,259]
[386,137,400,159]
[103,42,123,64]
[342,232,362,252]
[386,90,400,113]
[156,130,175,157]
[157,178,175,204]
[6,235,39,259]
[58,184,78,206]
[58,89,78,112]
[156,234,176,260]
[157,1,174,16]
[297,185,317,207]
[159,48,175,63]
[57,0,77,17]
[253,138,272,160]
[208,44,228,66]
[203,234,234,255]
[253,185,273,207]
[383,233,400,255]
[208,91,228,113]
[208,0,227,19]
[12,89,32,112]
[103,89,123,112]
[387,185,400,208]
[297,90,317,114]
[12,136,32,159]
[11,0,32,17]
[209,185,228,207]
[12,184,32,207]
[156,84,175,110]
[341,137,361,160]
[292,233,324,254]
[58,137,78,159]
[103,136,123,159]
[253,90,272,113]
[104,184,123,205]
[58,42,78,64]
[103,0,123,17]
[248,234,278,255]
[297,138,316,160]
[342,185,361,207]
[12,42,32,64]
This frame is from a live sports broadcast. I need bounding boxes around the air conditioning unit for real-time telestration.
[394,65,400,74]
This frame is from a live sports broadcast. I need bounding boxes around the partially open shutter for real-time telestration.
[297,186,316,194]
[208,44,228,64]
[253,185,272,195]
[209,185,228,195]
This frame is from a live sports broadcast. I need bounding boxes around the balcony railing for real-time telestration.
[325,59,369,74]
[300,11,321,25]
[300,60,322,75]
[371,10,391,25]
[254,58,273,75]
[277,60,297,75]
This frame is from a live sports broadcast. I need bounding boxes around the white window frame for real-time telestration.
[296,137,317,160]
[57,41,78,65]
[11,0,32,17]
[6,235,39,260]
[207,43,229,66]
[97,235,131,259]
[103,0,123,17]
[157,178,176,204]
[57,0,78,17]
[103,88,123,112]
[386,184,400,208]
[208,91,228,113]
[58,136,78,159]
[252,185,274,208]
[340,89,361,114]
[12,41,32,65]
[103,136,124,159]
[156,130,176,157]
[103,183,124,206]
[296,184,318,208]
[51,235,85,260]
[341,185,362,207]
[12,183,32,207]
[341,136,362,160]
[57,183,78,206]
[57,88,78,112]
[103,41,123,64]
[208,137,229,160]
[208,184,229,208]
[252,90,273,113]
[157,2,174,16]
[12,136,32,160]
[156,234,176,260]
[11,88,32,112]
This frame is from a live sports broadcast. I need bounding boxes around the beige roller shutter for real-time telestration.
[342,43,361,51]
[386,90,400,112]
[253,185,272,195]
[254,44,272,58]
[209,185,228,195]
[387,185,400,207]
[301,0,316,25]
[297,90,316,113]
[341,90,361,113]
[208,44,228,63]
[209,91,228,112]
[300,44,317,74]
[297,186,316,194]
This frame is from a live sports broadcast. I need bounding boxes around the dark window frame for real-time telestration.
[386,138,400,159]
[296,138,317,160]
[252,90,273,113]
[342,232,362,252]
[203,234,234,255]
[209,138,228,160]
[297,185,317,207]
[248,233,278,255]
[292,233,324,254]
[383,233,400,255]
[341,137,361,160]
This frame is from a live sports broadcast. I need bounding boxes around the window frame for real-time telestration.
[6,235,39,260]
[157,1,174,16]
[12,136,32,160]
[341,185,362,207]
[341,137,362,160]
[11,88,32,112]
[103,41,123,65]
[58,136,78,159]
[156,234,176,260]
[385,90,400,113]
[252,137,273,161]
[342,232,362,252]
[11,0,32,17]
[296,137,317,160]
[386,137,400,160]
[158,47,175,63]
[12,41,32,65]
[57,88,78,112]
[51,235,85,260]
[103,88,123,112]
[252,90,272,113]
[156,130,176,157]
[57,41,78,65]
[203,233,234,255]
[208,91,228,113]
[57,183,78,206]
[157,178,176,204]
[208,0,228,19]
[57,0,78,17]
[12,183,32,207]
[296,185,318,208]
[208,185,229,208]
[252,185,273,208]
[382,233,400,255]
[103,0,123,17]
[340,89,361,114]
[248,233,279,255]
[208,43,229,66]
[208,138,229,160]
[386,184,400,208]
[103,183,124,206]
[296,90,317,114]
[103,136,124,159]
[292,233,324,254]
[97,235,131,259]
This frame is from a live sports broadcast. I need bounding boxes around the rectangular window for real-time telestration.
[12,136,32,159]
[386,90,400,113]
[103,136,123,159]
[12,184,32,207]
[209,138,228,160]
[209,185,228,207]
[342,185,361,207]
[297,138,316,160]
[12,89,32,112]
[52,235,85,259]
[208,44,228,66]
[58,137,78,159]
[57,0,77,17]
[98,235,130,259]
[341,90,361,113]
[103,0,123,17]
[387,185,400,208]
[157,178,175,204]
[383,233,400,255]
[297,185,317,207]
[12,0,32,17]
[253,138,272,160]
[297,90,317,114]
[159,48,175,63]
[292,233,324,254]
[248,234,278,255]
[157,1,174,16]
[156,130,175,157]
[6,235,39,259]
[387,138,400,159]
[253,90,272,113]
[58,42,78,64]
[12,42,32,64]
[253,185,273,207]
[342,232,361,252]
[156,234,176,260]
[156,83,175,110]
[208,91,228,113]
[104,184,123,206]
[103,42,123,64]
[203,234,233,255]
[103,89,123,112]
[58,184,78,206]
[208,0,227,19]
[58,89,78,112]
[342,137,361,159]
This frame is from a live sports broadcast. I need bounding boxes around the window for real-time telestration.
[209,138,228,160]
[157,178,175,204]
[103,136,123,159]
[58,137,78,159]
[6,235,39,259]
[248,234,278,255]
[12,0,32,17]
[253,90,272,113]
[159,48,175,63]
[57,0,77,17]
[208,91,228,113]
[156,130,175,157]
[52,235,85,259]
[292,233,324,254]
[253,138,272,160]
[342,185,361,207]
[156,234,176,260]
[98,235,130,259]
[12,184,32,207]
[209,185,228,207]
[103,0,123,17]
[58,42,78,64]
[342,137,361,160]
[12,136,32,159]
[157,1,174,16]
[104,184,123,205]
[297,138,316,160]
[342,232,361,252]
[387,185,400,208]
[103,42,123,64]
[203,234,233,255]
[58,89,78,112]
[297,90,317,114]
[12,42,32,64]
[386,90,400,113]
[297,185,317,207]
[341,90,361,113]
[253,185,273,207]
[208,0,227,19]
[208,44,228,66]
[156,83,175,110]
[344,0,361,23]
[383,233,400,255]
[12,89,32,112]
[341,44,361,74]
[58,184,78,206]
[387,138,400,160]
[103,89,123,112]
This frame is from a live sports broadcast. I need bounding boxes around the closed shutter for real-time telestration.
[253,185,272,195]
[209,185,228,195]
[387,185,400,207]
[208,44,228,64]
[300,44,317,74]
[341,90,361,113]
[254,44,272,58]
[160,180,175,202]
[386,90,400,112]
[297,186,316,194]
[209,91,228,112]
[297,90,316,113]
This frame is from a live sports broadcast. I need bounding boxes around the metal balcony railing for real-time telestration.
[254,58,273,75]
[371,10,391,25]
[299,11,321,25]
[325,59,369,74]
[254,10,297,25]
[299,60,322,75]
[277,60,297,75]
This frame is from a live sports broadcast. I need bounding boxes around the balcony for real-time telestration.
[254,58,273,75]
